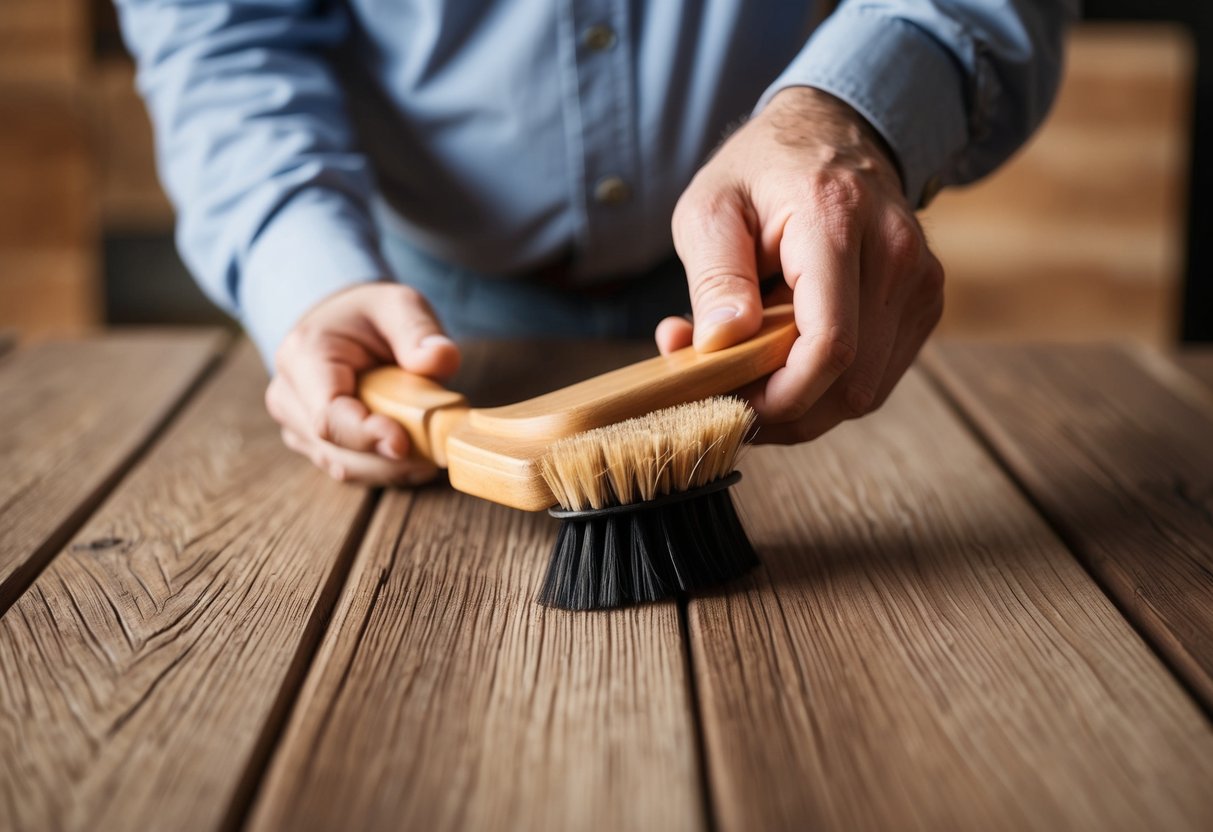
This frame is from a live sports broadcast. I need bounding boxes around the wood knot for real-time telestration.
[71,536,127,552]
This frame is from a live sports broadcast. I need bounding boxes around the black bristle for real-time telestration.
[538,473,758,611]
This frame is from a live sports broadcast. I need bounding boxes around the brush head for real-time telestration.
[537,397,759,610]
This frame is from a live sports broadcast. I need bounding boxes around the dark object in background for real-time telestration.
[103,234,233,328]
[1085,1,1212,340]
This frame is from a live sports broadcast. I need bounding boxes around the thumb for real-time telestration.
[673,190,763,352]
[367,285,461,379]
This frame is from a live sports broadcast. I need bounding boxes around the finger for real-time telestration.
[317,439,438,486]
[266,374,321,440]
[283,423,436,486]
[654,316,694,356]
[828,217,910,416]
[753,323,902,447]
[367,286,462,379]
[749,213,860,422]
[836,210,936,414]
[275,337,365,439]
[324,395,409,459]
[673,189,763,352]
[751,241,944,446]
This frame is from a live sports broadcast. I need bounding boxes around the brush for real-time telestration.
[358,305,797,608]
[537,397,756,609]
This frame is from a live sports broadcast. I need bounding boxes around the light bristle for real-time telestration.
[539,397,756,511]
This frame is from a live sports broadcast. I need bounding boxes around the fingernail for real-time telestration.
[700,306,739,328]
[419,334,455,350]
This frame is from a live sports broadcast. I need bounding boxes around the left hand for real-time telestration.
[656,87,944,444]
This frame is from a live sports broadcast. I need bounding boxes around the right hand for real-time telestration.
[265,282,461,485]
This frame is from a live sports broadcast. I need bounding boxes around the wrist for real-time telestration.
[762,86,904,191]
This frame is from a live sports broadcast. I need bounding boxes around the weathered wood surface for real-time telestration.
[691,369,1213,831]
[0,343,374,831]
[0,331,224,614]
[249,341,707,832]
[928,344,1213,710]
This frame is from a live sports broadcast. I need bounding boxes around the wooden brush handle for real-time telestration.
[358,305,798,480]
[358,370,469,467]
[470,305,798,439]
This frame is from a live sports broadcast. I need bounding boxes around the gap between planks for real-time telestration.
[0,329,230,617]
[688,366,1213,832]
[0,341,380,831]
[924,343,1213,716]
[246,340,708,832]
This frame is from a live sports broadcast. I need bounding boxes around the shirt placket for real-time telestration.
[559,0,641,280]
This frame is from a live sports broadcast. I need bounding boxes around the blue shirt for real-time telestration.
[115,0,1075,360]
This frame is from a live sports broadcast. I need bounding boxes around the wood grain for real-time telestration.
[692,369,1213,831]
[0,330,225,614]
[0,343,375,831]
[928,344,1213,710]
[249,341,705,832]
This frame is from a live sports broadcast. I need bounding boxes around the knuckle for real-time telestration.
[673,187,741,239]
[811,329,857,377]
[313,410,333,443]
[800,169,864,215]
[843,383,879,419]
[920,252,946,298]
[885,213,923,268]
[690,268,752,308]
[823,169,865,206]
[264,382,282,421]
[393,284,424,308]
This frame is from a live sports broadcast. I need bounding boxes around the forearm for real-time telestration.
[115,0,389,362]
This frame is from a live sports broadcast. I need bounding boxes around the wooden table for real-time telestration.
[2,332,1213,831]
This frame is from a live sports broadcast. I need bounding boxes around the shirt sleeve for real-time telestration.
[755,0,1080,207]
[114,0,390,363]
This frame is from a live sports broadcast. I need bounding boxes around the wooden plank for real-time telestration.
[0,330,225,614]
[927,344,1213,711]
[248,341,706,832]
[0,342,375,830]
[692,368,1213,831]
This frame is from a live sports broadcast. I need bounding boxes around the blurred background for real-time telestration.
[0,1,1208,344]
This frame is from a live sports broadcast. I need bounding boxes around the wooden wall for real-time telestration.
[0,16,1197,344]
[0,0,101,336]
[923,24,1195,343]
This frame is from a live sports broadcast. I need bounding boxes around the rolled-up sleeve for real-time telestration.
[757,0,1079,207]
[114,0,389,363]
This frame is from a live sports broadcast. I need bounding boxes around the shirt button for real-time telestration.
[593,175,631,206]
[582,24,617,52]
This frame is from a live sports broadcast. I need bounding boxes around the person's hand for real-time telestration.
[265,282,461,484]
[656,87,944,443]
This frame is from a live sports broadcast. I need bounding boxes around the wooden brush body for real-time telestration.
[359,305,797,511]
